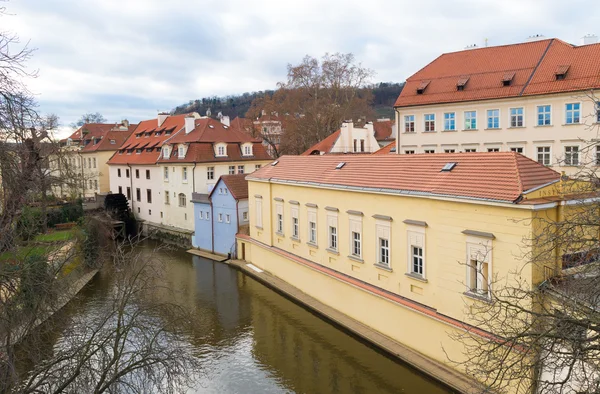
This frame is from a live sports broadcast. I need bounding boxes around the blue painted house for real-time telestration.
[192,174,249,256]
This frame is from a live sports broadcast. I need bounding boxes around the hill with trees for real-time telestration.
[172,82,404,120]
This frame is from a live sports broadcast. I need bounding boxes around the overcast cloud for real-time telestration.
[2,0,598,137]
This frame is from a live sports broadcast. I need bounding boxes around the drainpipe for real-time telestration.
[77,151,84,198]
[192,162,197,193]
[128,164,134,213]
[210,199,214,253]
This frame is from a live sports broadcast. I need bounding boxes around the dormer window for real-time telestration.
[215,143,227,157]
[155,131,161,136]
[163,146,170,159]
[110,139,116,144]
[502,71,515,86]
[242,143,253,156]
[178,145,186,159]
[136,148,142,154]
[555,65,569,81]
[135,134,141,138]
[456,76,469,91]
[416,80,430,94]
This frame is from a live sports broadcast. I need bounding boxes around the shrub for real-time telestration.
[16,207,43,241]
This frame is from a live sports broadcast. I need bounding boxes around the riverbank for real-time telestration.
[226,258,476,394]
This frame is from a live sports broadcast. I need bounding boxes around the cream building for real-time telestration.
[302,121,381,155]
[393,37,600,175]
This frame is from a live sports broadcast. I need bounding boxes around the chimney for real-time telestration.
[221,115,230,127]
[582,34,599,45]
[525,34,546,42]
[185,116,195,134]
[158,112,168,127]
[122,119,129,128]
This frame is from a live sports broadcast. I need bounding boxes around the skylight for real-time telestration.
[208,125,215,129]
[441,162,457,172]
[271,160,279,166]
[335,162,346,170]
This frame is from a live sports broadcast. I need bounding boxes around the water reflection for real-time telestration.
[22,243,454,394]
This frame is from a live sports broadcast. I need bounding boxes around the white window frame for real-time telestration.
[307,207,317,245]
[404,115,415,132]
[443,112,456,131]
[228,165,235,175]
[218,213,223,222]
[242,211,248,221]
[182,167,188,182]
[207,166,214,180]
[349,214,362,259]
[178,145,184,158]
[291,206,299,239]
[486,109,500,129]
[464,110,477,130]
[407,227,426,278]
[237,165,244,174]
[510,147,524,153]
[327,211,338,251]
[565,102,581,124]
[466,237,492,299]
[275,202,284,235]
[205,211,210,221]
[424,113,435,132]
[376,220,391,267]
[536,146,552,166]
[255,197,263,228]
[564,145,580,166]
[225,214,230,224]
[178,193,186,207]
[509,107,524,127]
[199,211,203,219]
[216,143,227,157]
[596,145,600,166]
[537,105,552,126]
[164,167,169,181]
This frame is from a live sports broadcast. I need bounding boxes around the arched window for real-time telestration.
[178,193,186,207]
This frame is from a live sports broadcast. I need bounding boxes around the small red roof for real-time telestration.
[249,152,560,203]
[210,174,249,200]
[158,142,271,164]
[373,141,396,154]
[167,117,260,144]
[395,38,600,108]
[301,130,341,156]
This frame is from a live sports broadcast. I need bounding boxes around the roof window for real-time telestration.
[456,76,469,91]
[110,139,116,144]
[390,147,397,153]
[555,65,570,80]
[208,125,215,129]
[335,162,346,170]
[502,72,515,86]
[271,160,279,166]
[416,80,430,94]
[441,162,457,172]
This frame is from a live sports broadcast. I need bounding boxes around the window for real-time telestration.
[165,191,169,205]
[275,203,284,234]
[468,258,489,296]
[329,226,337,250]
[178,146,184,158]
[118,168,122,177]
[87,158,91,168]
[510,147,524,153]
[596,101,600,123]
[537,146,551,166]
[379,238,390,266]
[118,186,123,195]
[126,187,131,200]
[146,189,152,203]
[126,169,130,178]
[242,211,248,221]
[178,193,186,207]
[93,158,97,168]
[537,105,551,126]
[146,169,150,180]
[244,145,252,156]
[224,188,228,195]
[291,207,299,238]
[308,208,317,245]
[360,140,365,152]
[238,165,244,174]
[217,145,226,156]
[136,188,141,202]
[487,148,500,152]
[352,232,361,257]
[164,167,168,180]
[565,146,579,166]
[207,166,214,180]
[226,214,230,223]
[218,213,223,222]
[464,148,477,153]
[404,115,415,132]
[444,149,456,153]
[199,211,203,220]
[424,149,435,154]
[404,150,415,154]
[487,109,500,129]
[255,164,261,170]
[510,107,524,127]
[182,167,188,181]
[424,114,435,132]
[464,111,476,130]
[443,112,456,130]
[94,180,98,190]
[135,169,140,179]
[163,146,170,159]
[205,211,210,221]
[565,103,580,124]
[353,139,357,152]
[228,165,235,175]
[411,246,423,275]
[596,145,600,166]
[255,198,263,228]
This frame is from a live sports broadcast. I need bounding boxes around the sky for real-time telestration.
[2,0,599,138]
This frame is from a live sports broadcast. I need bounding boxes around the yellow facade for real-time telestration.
[237,178,574,392]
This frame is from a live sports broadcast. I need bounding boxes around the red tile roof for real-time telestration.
[230,117,254,135]
[373,141,396,154]
[107,114,189,165]
[158,141,271,163]
[301,130,341,155]
[395,39,600,108]
[249,152,560,203]
[166,117,259,144]
[64,123,137,152]
[210,174,249,200]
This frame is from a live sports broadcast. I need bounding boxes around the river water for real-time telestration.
[24,243,455,394]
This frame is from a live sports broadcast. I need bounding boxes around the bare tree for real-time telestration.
[247,53,375,156]
[448,95,600,394]
[70,112,106,128]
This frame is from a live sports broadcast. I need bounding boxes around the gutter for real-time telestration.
[210,199,214,253]
[192,162,197,193]
[128,164,133,212]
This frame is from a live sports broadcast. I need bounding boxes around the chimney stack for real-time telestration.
[221,115,230,127]
[122,119,129,128]
[185,116,195,134]
[158,112,168,127]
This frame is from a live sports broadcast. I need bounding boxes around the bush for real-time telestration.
[16,207,43,241]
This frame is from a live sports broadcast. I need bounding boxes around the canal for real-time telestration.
[23,242,455,393]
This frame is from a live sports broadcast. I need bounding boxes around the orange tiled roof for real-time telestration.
[373,141,396,154]
[249,152,560,203]
[210,174,249,200]
[395,39,600,108]
[301,130,341,155]
[157,142,271,164]
[373,120,393,141]
[167,117,259,144]
[107,114,189,165]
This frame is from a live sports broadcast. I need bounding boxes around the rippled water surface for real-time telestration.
[28,243,455,394]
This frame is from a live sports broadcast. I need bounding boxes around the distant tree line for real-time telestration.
[172,82,404,120]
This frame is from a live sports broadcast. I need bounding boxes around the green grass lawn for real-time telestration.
[34,229,76,243]
[0,245,57,263]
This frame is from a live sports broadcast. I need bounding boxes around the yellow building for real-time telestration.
[236,153,589,392]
